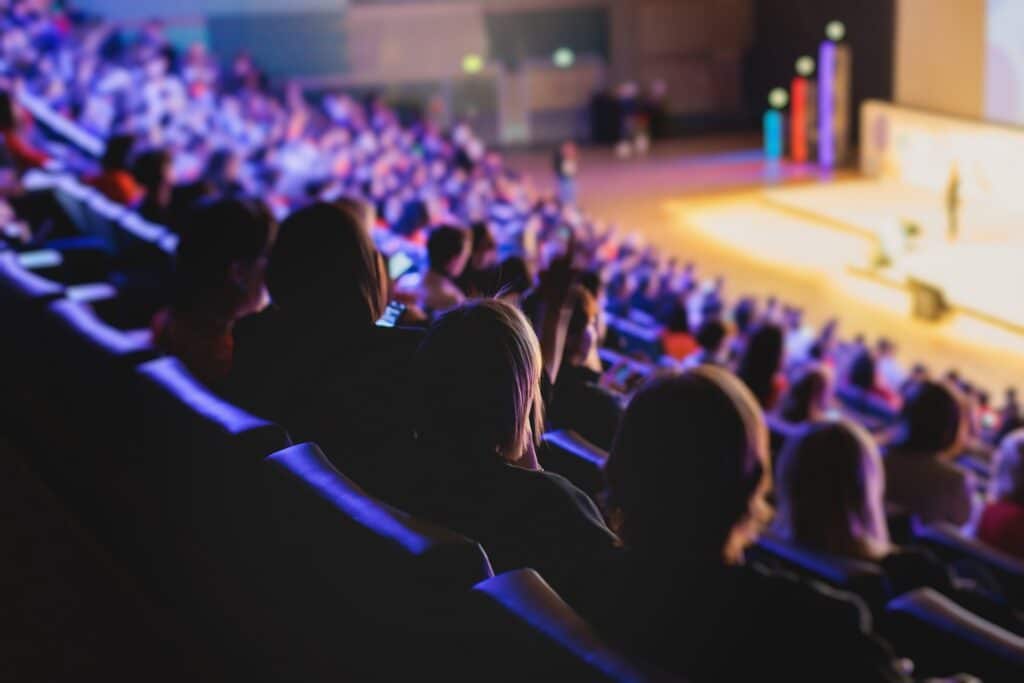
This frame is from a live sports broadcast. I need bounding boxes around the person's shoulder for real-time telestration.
[743,561,873,634]
[503,465,611,528]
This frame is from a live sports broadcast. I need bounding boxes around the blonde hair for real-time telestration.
[775,419,891,561]
[415,299,543,463]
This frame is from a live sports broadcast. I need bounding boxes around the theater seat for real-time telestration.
[249,442,494,680]
[541,429,609,498]
[913,523,1024,605]
[748,533,888,612]
[885,587,1024,680]
[466,569,674,682]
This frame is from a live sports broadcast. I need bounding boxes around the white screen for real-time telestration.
[985,0,1024,124]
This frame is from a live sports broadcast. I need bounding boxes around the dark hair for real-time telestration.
[204,148,238,189]
[101,134,136,171]
[733,297,758,334]
[607,368,768,562]
[0,91,15,131]
[132,148,171,192]
[427,225,468,273]
[779,365,829,423]
[172,198,276,312]
[664,300,690,334]
[414,300,543,463]
[567,285,598,338]
[695,319,727,353]
[496,256,531,296]
[578,270,602,298]
[266,201,385,324]
[469,221,496,254]
[892,380,964,455]
[848,350,877,391]
[736,323,785,409]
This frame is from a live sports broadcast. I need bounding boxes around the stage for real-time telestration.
[507,133,1024,395]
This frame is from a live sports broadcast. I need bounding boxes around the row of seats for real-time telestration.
[1,240,673,680]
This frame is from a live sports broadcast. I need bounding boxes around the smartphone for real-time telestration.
[377,300,407,327]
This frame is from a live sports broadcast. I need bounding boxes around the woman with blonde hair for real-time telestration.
[400,299,617,605]
[582,367,907,682]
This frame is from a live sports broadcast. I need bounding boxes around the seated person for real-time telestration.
[582,368,909,682]
[884,380,975,527]
[769,363,831,461]
[0,90,49,171]
[679,318,727,370]
[977,430,1024,559]
[547,285,622,449]
[659,299,697,361]
[226,199,423,498]
[397,300,618,607]
[836,349,900,421]
[151,197,276,385]
[414,225,470,315]
[86,134,144,205]
[736,322,787,410]
[132,148,173,226]
[774,420,955,595]
[456,222,499,296]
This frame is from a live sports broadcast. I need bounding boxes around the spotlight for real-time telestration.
[795,55,815,77]
[825,20,846,42]
[462,53,484,75]
[768,87,789,109]
[552,47,575,69]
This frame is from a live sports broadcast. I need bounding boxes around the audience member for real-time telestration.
[884,380,975,526]
[415,225,469,314]
[585,368,908,682]
[226,200,422,497]
[87,134,143,205]
[659,299,697,361]
[151,197,276,384]
[680,317,727,370]
[736,322,786,410]
[0,90,49,171]
[399,299,618,605]
[547,285,622,449]
[977,430,1024,559]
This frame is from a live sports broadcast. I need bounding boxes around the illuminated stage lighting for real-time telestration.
[826,20,846,42]
[790,77,809,162]
[461,53,484,75]
[552,47,575,68]
[818,41,836,167]
[795,55,815,77]
[768,87,789,109]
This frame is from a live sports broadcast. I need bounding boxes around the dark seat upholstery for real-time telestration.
[885,588,1024,680]
[913,523,1024,605]
[748,533,888,612]
[465,569,676,682]
[247,442,493,680]
[541,429,609,498]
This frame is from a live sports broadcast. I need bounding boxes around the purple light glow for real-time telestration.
[818,40,836,167]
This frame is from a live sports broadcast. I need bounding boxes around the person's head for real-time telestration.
[848,349,877,391]
[495,256,531,303]
[893,380,965,456]
[695,318,727,356]
[779,364,831,424]
[607,367,770,566]
[204,148,241,188]
[427,225,471,279]
[266,201,385,324]
[733,297,757,335]
[469,221,498,270]
[414,299,543,464]
[736,323,785,409]
[101,134,136,171]
[991,430,1024,506]
[172,197,277,320]
[665,299,690,334]
[132,148,172,194]
[774,420,889,560]
[564,285,600,366]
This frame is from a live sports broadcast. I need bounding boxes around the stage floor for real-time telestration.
[507,138,1024,395]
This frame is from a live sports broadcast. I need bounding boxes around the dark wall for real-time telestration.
[746,0,895,140]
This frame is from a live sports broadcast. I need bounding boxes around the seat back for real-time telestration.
[884,588,1024,680]
[463,569,674,682]
[749,533,888,611]
[541,430,609,498]
[262,442,493,604]
[913,523,1024,604]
